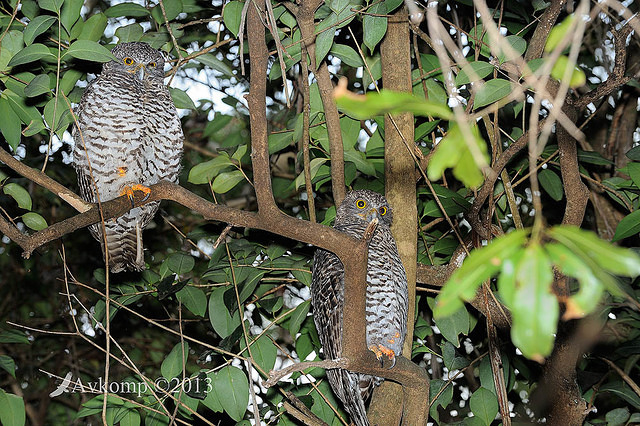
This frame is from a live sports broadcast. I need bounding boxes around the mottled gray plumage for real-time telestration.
[311,190,408,426]
[72,42,183,273]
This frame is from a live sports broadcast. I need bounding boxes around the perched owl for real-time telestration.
[311,190,409,426]
[72,42,183,273]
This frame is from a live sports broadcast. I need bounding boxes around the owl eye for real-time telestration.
[379,206,387,215]
[148,62,156,68]
[123,57,134,66]
[356,199,366,209]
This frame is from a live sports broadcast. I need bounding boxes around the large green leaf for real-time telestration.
[3,183,32,210]
[161,341,189,379]
[613,210,640,242]
[335,88,453,120]
[469,387,499,425]
[64,40,116,62]
[0,389,25,426]
[213,366,248,422]
[434,229,528,318]
[510,243,557,361]
[363,3,387,52]
[7,43,56,67]
[23,15,57,45]
[548,226,640,277]
[208,287,241,338]
[0,97,21,151]
[212,170,245,193]
[473,79,513,109]
[176,286,207,317]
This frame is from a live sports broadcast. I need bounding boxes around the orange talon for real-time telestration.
[120,184,151,207]
[368,344,383,360]
[378,344,396,360]
[117,167,127,177]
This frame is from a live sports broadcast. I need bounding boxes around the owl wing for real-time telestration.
[311,249,373,426]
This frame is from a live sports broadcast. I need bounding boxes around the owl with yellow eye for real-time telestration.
[310,189,408,426]
[72,42,183,272]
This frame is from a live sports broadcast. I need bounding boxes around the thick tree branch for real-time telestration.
[524,0,567,62]
[297,0,346,205]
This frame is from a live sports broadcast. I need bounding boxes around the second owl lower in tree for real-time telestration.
[311,190,409,426]
[72,42,184,273]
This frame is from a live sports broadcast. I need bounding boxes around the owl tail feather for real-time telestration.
[102,223,145,273]
[327,369,371,426]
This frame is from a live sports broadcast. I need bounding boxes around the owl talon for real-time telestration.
[369,344,396,368]
[120,184,151,207]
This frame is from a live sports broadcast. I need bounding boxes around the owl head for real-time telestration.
[104,42,165,81]
[336,189,393,227]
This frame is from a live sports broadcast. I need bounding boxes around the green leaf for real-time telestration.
[118,410,140,426]
[294,158,328,189]
[434,306,469,347]
[330,44,363,67]
[150,0,182,23]
[626,146,640,161]
[240,334,277,371]
[0,356,16,378]
[0,97,22,151]
[188,156,233,184]
[627,162,640,189]
[538,168,563,201]
[0,329,29,344]
[222,1,244,37]
[193,53,234,77]
[23,15,57,45]
[315,14,337,65]
[474,79,513,109]
[434,229,528,318]
[613,210,640,242]
[60,0,83,32]
[363,3,387,52]
[3,90,45,136]
[545,243,604,318]
[548,225,640,276]
[455,61,495,85]
[78,13,108,41]
[429,379,454,423]
[22,212,47,231]
[427,123,489,189]
[469,387,499,425]
[511,244,557,361]
[605,407,630,426]
[161,341,189,379]
[497,35,526,63]
[176,286,207,317]
[203,371,223,412]
[3,183,32,210]
[288,300,310,337]
[166,252,195,274]
[104,2,150,17]
[114,23,144,43]
[550,55,586,88]
[24,74,51,97]
[0,389,25,426]
[212,170,245,193]
[168,87,196,110]
[344,150,376,176]
[213,366,248,422]
[545,14,575,52]
[64,40,116,62]
[208,287,240,338]
[7,43,56,67]
[335,88,453,121]
[38,0,63,12]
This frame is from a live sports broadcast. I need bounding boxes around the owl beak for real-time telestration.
[359,208,379,223]
[135,64,146,81]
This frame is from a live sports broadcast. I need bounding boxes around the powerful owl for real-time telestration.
[311,190,409,426]
[72,42,183,273]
